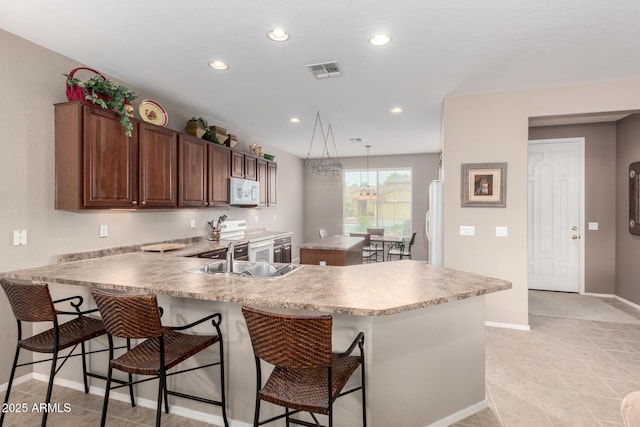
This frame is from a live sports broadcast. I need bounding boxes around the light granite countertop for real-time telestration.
[0,249,511,316]
[299,236,364,251]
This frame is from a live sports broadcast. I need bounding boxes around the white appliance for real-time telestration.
[230,177,259,206]
[248,238,275,263]
[219,219,247,240]
[426,180,443,266]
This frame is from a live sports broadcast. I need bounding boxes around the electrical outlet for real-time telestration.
[459,226,475,236]
[190,219,196,229]
[99,225,108,238]
[496,226,508,237]
[13,230,27,246]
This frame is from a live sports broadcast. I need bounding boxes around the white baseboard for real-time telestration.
[26,374,245,427]
[0,373,33,393]
[614,295,640,312]
[427,399,488,427]
[584,292,615,298]
[485,321,531,331]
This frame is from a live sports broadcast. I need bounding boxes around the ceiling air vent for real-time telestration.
[307,61,343,79]
[348,137,363,143]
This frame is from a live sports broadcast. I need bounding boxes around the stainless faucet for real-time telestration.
[226,240,243,273]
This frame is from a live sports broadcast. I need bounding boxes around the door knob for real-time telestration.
[571,226,577,231]
[571,234,579,240]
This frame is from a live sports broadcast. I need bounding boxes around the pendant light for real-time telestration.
[359,145,377,200]
[304,112,343,176]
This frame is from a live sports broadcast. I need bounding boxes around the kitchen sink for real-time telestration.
[187,261,302,279]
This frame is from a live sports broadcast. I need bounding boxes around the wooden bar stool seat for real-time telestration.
[242,305,366,427]
[92,289,229,427]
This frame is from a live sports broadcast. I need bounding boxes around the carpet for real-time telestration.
[529,290,640,324]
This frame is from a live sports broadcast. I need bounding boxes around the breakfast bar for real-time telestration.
[1,248,510,427]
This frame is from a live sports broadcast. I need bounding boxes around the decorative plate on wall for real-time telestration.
[139,99,168,127]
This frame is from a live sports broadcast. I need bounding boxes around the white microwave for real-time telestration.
[230,177,259,206]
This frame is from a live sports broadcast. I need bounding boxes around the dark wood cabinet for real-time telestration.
[257,158,268,206]
[56,102,138,209]
[231,151,244,178]
[55,101,276,210]
[178,134,207,207]
[138,122,178,208]
[273,235,292,263]
[208,143,231,206]
[196,248,227,260]
[267,161,277,206]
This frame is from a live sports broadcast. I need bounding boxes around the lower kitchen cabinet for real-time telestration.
[273,235,292,263]
[196,242,248,261]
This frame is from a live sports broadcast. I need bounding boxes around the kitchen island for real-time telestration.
[299,235,364,266]
[1,248,510,427]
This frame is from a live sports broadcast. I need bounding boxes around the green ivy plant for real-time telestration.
[66,74,137,137]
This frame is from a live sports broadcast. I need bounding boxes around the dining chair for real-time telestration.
[318,228,328,238]
[365,228,385,261]
[0,278,132,427]
[241,305,366,427]
[91,289,229,427]
[349,232,378,263]
[387,231,417,261]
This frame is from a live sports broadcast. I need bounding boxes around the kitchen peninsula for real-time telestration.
[1,245,510,427]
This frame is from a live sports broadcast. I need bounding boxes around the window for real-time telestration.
[343,168,412,236]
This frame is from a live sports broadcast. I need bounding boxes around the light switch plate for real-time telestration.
[459,226,475,236]
[99,225,108,238]
[190,219,196,229]
[588,222,599,231]
[496,226,508,237]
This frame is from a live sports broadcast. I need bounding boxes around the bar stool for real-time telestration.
[242,305,366,427]
[0,278,124,427]
[91,289,229,427]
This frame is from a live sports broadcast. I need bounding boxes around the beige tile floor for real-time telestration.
[2,295,639,426]
[456,296,640,427]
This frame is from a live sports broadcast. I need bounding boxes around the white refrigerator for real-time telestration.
[426,180,443,266]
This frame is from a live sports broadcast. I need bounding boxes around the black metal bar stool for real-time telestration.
[242,305,366,427]
[0,278,131,427]
[91,289,229,427]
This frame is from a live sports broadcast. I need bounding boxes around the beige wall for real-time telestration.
[616,115,640,303]
[443,79,640,327]
[528,123,617,295]
[0,29,304,384]
[303,153,441,261]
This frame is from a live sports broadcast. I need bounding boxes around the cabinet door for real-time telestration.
[197,248,227,260]
[208,143,230,206]
[83,105,138,208]
[139,123,178,207]
[283,244,292,263]
[244,154,257,180]
[257,159,268,206]
[267,161,277,206]
[179,135,207,207]
[231,151,244,178]
[273,245,283,263]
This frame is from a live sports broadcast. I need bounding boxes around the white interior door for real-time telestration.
[528,138,584,293]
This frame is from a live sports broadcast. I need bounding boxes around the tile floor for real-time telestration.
[2,295,639,426]
[456,296,640,426]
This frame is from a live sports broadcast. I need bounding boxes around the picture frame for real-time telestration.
[461,162,507,207]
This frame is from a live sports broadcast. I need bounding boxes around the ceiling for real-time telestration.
[2,1,640,158]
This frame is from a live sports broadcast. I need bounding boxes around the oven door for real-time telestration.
[248,239,275,263]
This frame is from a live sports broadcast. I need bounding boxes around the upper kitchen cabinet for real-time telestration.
[138,122,178,208]
[208,143,231,206]
[230,151,257,180]
[267,161,277,206]
[178,134,207,207]
[56,102,138,209]
[257,158,268,207]
[55,102,177,210]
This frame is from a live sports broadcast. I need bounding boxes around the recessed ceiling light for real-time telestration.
[267,27,290,42]
[390,107,404,113]
[208,60,229,70]
[369,33,392,46]
[289,117,301,123]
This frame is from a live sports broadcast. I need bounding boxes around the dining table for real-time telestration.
[369,235,408,261]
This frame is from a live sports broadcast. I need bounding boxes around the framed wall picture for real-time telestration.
[461,162,507,207]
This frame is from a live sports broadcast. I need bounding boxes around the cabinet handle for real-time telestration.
[132,201,138,205]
